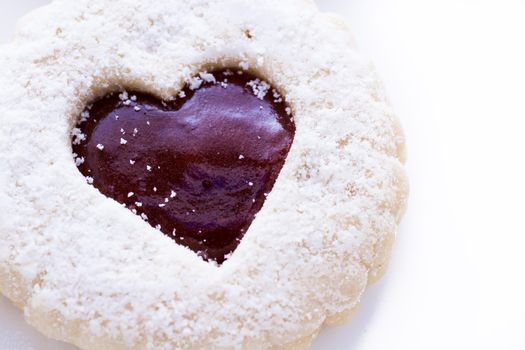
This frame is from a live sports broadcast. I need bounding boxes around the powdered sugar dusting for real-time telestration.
[247,79,271,100]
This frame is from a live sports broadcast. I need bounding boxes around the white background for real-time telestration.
[1,0,524,349]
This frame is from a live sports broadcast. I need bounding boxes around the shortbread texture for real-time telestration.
[0,0,408,349]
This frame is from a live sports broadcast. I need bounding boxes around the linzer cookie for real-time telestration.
[0,1,408,349]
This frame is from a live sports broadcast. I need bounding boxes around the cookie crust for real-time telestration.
[0,0,408,349]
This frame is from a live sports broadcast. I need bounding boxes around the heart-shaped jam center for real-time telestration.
[72,70,295,264]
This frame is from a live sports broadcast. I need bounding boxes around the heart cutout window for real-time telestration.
[72,70,295,264]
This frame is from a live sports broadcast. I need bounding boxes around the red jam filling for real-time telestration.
[72,70,295,263]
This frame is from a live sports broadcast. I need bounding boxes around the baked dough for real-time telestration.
[0,0,408,349]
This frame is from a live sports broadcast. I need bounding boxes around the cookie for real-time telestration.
[0,0,409,349]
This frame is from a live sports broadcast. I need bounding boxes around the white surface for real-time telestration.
[0,0,524,349]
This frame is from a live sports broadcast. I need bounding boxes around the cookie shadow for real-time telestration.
[0,295,78,350]
[309,274,390,350]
